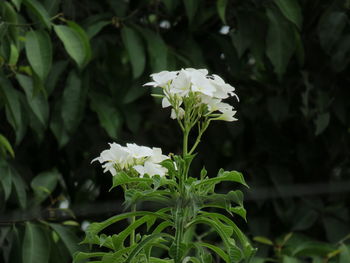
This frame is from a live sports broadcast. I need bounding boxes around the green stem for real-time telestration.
[183,129,189,156]
[188,120,210,155]
[130,203,136,246]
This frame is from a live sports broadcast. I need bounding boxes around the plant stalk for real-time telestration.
[130,203,136,246]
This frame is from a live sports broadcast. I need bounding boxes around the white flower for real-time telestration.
[218,109,238,122]
[133,161,168,177]
[171,107,185,120]
[92,143,170,177]
[210,74,237,100]
[144,68,240,123]
[144,71,178,87]
[169,70,191,97]
[126,143,153,159]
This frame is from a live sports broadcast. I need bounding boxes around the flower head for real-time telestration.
[144,68,239,122]
[92,143,169,177]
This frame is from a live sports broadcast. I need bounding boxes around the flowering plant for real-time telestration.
[74,69,255,263]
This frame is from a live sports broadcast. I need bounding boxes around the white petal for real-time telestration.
[162,97,171,108]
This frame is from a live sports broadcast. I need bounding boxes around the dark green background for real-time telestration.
[0,0,349,262]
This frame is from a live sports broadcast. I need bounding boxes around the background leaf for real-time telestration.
[25,30,52,81]
[22,223,50,263]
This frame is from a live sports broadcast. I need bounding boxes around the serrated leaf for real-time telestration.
[23,0,51,29]
[126,233,173,263]
[121,26,145,78]
[197,242,229,263]
[274,0,302,29]
[73,252,107,263]
[195,169,248,188]
[23,223,50,263]
[54,25,89,69]
[25,30,52,81]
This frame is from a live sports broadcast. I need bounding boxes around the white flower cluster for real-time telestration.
[92,143,169,177]
[144,68,239,121]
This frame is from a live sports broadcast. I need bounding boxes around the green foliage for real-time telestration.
[0,0,349,262]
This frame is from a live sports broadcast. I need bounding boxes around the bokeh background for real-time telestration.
[0,0,350,262]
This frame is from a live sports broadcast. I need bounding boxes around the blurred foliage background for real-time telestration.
[0,0,350,262]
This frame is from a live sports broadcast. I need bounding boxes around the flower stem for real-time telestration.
[189,120,210,155]
[183,129,189,156]
[130,203,136,246]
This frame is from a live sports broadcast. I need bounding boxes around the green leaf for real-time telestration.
[54,25,89,69]
[11,0,22,10]
[169,242,187,262]
[90,93,122,139]
[183,0,199,24]
[25,30,52,81]
[292,241,335,257]
[23,0,51,29]
[61,70,83,134]
[274,0,302,29]
[318,12,347,53]
[0,2,19,44]
[266,7,296,77]
[86,20,110,39]
[253,236,274,246]
[197,242,230,263]
[50,224,80,256]
[0,133,15,158]
[339,244,350,263]
[31,170,59,203]
[282,255,300,263]
[9,43,19,65]
[141,29,168,72]
[23,223,50,263]
[16,74,49,127]
[11,166,27,208]
[0,160,12,200]
[121,26,146,79]
[126,233,173,263]
[314,112,330,136]
[216,0,228,24]
[0,77,21,130]
[113,215,157,250]
[46,60,68,95]
[66,21,92,66]
[73,252,107,263]
[84,211,169,241]
[194,169,248,188]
